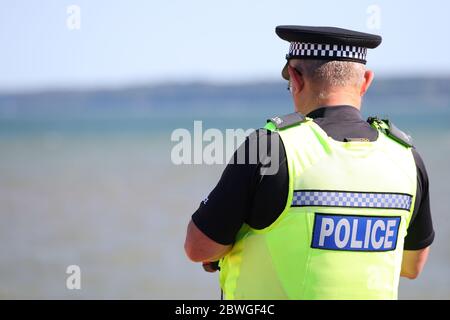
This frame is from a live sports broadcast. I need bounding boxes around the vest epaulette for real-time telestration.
[367,116,414,148]
[267,112,305,130]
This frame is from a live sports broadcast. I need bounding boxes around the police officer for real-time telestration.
[184,26,434,299]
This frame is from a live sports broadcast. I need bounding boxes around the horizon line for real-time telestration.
[2,74,450,96]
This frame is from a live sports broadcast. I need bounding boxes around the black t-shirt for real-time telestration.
[192,105,435,250]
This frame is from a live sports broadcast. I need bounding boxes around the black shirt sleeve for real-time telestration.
[403,149,435,250]
[191,129,288,245]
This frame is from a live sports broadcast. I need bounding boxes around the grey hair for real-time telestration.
[291,59,366,89]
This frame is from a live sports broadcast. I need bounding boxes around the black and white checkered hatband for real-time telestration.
[287,42,368,64]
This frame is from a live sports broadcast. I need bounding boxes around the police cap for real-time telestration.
[276,25,382,80]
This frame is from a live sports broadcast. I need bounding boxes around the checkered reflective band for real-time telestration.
[287,42,368,63]
[292,190,413,211]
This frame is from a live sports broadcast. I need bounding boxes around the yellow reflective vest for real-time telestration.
[219,115,416,300]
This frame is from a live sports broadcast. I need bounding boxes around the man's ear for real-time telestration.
[288,65,304,94]
[360,70,374,96]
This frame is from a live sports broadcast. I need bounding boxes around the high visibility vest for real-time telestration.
[219,114,416,300]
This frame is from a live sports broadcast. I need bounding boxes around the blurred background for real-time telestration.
[0,0,449,299]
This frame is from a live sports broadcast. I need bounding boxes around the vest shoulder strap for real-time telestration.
[267,112,306,130]
[367,116,414,148]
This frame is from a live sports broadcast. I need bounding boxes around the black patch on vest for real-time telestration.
[268,112,305,129]
[344,137,370,142]
[367,117,413,147]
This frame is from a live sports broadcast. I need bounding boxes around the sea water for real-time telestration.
[0,86,449,299]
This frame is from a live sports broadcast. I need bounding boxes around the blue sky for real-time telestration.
[1,0,450,91]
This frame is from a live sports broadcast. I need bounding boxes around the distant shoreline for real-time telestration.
[1,76,450,96]
[0,78,449,119]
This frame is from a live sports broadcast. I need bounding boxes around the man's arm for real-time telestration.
[401,247,430,279]
[401,149,434,279]
[183,131,262,263]
[183,129,286,264]
[184,219,232,262]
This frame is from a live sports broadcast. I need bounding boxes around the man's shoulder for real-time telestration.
[266,112,306,130]
[367,116,414,148]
